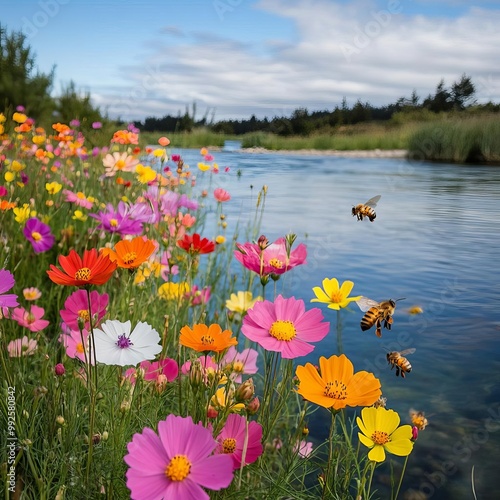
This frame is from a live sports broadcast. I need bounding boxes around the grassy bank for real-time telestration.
[407,114,500,164]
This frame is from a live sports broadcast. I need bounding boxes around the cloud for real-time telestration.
[93,0,500,121]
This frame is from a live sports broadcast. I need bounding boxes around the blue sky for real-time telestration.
[1,0,499,121]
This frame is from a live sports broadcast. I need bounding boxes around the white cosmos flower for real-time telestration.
[93,320,162,366]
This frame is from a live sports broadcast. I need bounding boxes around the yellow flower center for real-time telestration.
[122,251,137,265]
[76,342,85,354]
[201,335,214,345]
[323,380,348,400]
[116,159,126,170]
[329,290,344,303]
[31,231,42,241]
[75,267,91,281]
[232,360,244,373]
[165,455,191,481]
[222,438,237,454]
[371,430,390,445]
[268,257,284,269]
[110,218,118,227]
[269,320,297,341]
[78,309,90,322]
[77,192,86,199]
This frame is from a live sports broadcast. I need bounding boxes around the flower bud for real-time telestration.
[155,374,168,394]
[235,378,255,402]
[246,396,260,415]
[56,416,65,425]
[207,405,218,419]
[120,400,131,413]
[411,426,419,441]
[54,363,65,376]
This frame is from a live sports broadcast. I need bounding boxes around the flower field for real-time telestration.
[0,109,425,499]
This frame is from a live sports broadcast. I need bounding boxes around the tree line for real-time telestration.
[1,24,498,136]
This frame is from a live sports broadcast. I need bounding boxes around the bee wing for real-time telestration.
[364,195,381,208]
[356,296,380,312]
[399,348,416,356]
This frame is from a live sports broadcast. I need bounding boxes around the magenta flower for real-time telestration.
[92,121,102,129]
[216,414,263,470]
[63,189,93,209]
[234,237,307,277]
[124,414,234,499]
[11,305,50,332]
[59,324,93,364]
[23,217,55,254]
[141,358,179,382]
[0,269,19,308]
[90,201,145,236]
[241,295,330,359]
[59,289,109,330]
[221,346,258,383]
[8,336,38,357]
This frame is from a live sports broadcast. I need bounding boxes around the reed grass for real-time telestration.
[407,114,500,164]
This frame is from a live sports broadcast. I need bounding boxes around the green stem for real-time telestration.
[322,409,338,499]
[365,461,377,498]
[237,417,250,490]
[393,455,410,500]
[336,309,343,355]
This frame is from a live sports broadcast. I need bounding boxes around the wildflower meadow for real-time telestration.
[0,109,427,499]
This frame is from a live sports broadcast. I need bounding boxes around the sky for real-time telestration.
[1,0,499,122]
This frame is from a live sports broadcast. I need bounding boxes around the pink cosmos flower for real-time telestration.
[294,440,314,458]
[63,189,93,209]
[234,237,307,277]
[59,325,94,364]
[11,305,50,332]
[214,187,231,202]
[221,346,258,383]
[0,269,19,308]
[102,151,139,177]
[216,414,263,470]
[8,336,38,357]
[59,289,109,330]
[23,217,55,254]
[241,295,330,359]
[124,414,234,499]
[141,358,179,382]
[23,287,42,301]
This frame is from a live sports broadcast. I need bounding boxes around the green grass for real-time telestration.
[407,114,500,163]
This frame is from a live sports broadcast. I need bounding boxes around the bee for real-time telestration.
[352,195,381,222]
[409,408,428,430]
[356,297,405,337]
[386,348,416,378]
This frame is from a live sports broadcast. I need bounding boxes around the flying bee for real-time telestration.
[352,195,381,222]
[386,348,416,378]
[356,297,405,337]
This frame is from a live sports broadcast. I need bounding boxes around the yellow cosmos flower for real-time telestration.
[211,386,245,413]
[4,171,15,183]
[135,164,157,184]
[13,112,27,123]
[296,354,381,410]
[311,278,362,310]
[197,162,210,172]
[153,148,166,158]
[0,113,6,123]
[10,161,25,172]
[225,291,262,315]
[215,235,226,244]
[0,124,4,135]
[13,204,33,224]
[72,210,87,221]
[357,406,414,462]
[46,182,63,195]
[158,282,190,301]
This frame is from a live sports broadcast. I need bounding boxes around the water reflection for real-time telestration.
[177,149,500,499]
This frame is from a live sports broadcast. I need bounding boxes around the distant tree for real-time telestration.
[290,108,312,135]
[451,73,476,109]
[54,80,104,126]
[423,79,453,112]
[0,25,55,120]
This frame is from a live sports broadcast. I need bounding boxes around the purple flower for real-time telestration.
[70,119,80,127]
[89,201,144,236]
[23,218,55,254]
[0,186,8,197]
[92,121,102,129]
[0,270,19,308]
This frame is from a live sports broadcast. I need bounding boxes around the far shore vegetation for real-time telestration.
[1,24,499,164]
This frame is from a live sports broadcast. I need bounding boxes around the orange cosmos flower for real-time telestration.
[101,237,156,269]
[180,323,238,354]
[47,249,117,287]
[296,354,381,411]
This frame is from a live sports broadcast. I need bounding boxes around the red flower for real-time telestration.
[47,249,117,287]
[177,233,215,255]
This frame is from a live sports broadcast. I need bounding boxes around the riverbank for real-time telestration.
[238,147,408,158]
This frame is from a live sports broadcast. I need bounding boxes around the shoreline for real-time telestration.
[235,147,408,158]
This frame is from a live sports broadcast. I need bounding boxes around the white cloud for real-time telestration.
[92,0,500,121]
